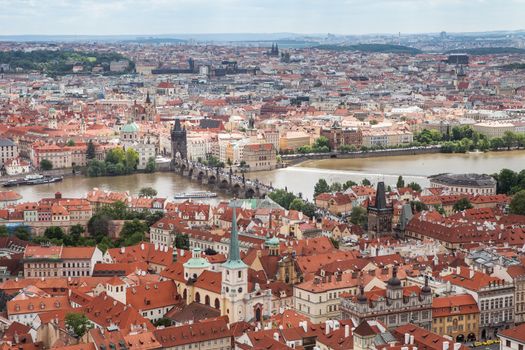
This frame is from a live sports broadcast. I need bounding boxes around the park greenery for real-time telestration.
[0,50,134,76]
[510,190,525,216]
[492,168,525,195]
[86,147,139,177]
[199,155,225,168]
[415,126,525,153]
[268,189,316,218]
[297,136,331,154]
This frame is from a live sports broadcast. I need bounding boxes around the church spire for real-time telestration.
[223,200,247,268]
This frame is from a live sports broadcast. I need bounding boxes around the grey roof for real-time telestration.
[0,138,15,147]
[429,173,496,187]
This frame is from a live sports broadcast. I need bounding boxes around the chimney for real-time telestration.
[443,341,449,350]
[300,321,307,333]
[454,344,461,350]
[405,333,410,344]
[345,325,350,338]
[273,332,279,341]
[325,320,330,335]
[456,266,460,275]
[469,269,474,279]
[410,335,415,345]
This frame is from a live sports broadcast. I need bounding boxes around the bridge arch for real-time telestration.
[245,188,255,198]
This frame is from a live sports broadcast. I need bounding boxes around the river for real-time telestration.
[249,150,525,200]
[6,150,525,203]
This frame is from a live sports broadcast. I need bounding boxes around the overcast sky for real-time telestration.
[0,0,524,36]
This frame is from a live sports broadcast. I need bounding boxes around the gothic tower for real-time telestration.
[171,119,187,159]
[145,91,156,121]
[367,181,393,237]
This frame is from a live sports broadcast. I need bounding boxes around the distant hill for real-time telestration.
[499,63,525,71]
[446,47,525,55]
[0,50,134,75]
[314,43,422,55]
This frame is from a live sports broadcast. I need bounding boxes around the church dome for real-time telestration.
[265,235,280,247]
[121,122,140,133]
[387,266,402,288]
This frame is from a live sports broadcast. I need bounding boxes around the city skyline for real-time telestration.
[0,0,524,36]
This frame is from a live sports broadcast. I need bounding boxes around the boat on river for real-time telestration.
[2,174,63,187]
[173,191,217,199]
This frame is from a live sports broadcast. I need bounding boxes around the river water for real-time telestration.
[6,150,525,203]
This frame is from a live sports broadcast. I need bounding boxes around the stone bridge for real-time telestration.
[172,160,272,199]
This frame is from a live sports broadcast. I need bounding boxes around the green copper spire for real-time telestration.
[223,199,248,269]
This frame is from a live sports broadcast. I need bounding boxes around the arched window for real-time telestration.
[214,298,220,309]
[195,292,201,303]
[183,289,187,300]
[205,295,210,306]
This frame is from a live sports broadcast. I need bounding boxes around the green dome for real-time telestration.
[121,122,140,133]
[183,248,211,269]
[265,236,280,247]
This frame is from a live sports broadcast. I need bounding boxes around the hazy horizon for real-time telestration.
[0,0,524,37]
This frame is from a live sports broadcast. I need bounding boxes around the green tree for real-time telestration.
[139,187,158,198]
[330,182,342,192]
[503,131,516,150]
[0,225,8,237]
[124,148,139,173]
[433,205,446,216]
[396,176,405,189]
[120,219,148,246]
[497,169,518,194]
[314,179,330,197]
[67,224,85,246]
[510,190,525,215]
[44,226,65,240]
[453,198,474,212]
[86,140,96,160]
[40,159,53,171]
[105,147,126,164]
[87,214,111,238]
[361,178,371,186]
[406,182,422,192]
[342,180,357,191]
[268,189,297,209]
[490,137,505,150]
[13,226,31,241]
[65,312,92,338]
[175,233,189,250]
[153,318,172,327]
[145,157,156,173]
[314,136,330,150]
[289,198,305,212]
[350,206,367,226]
[410,201,428,212]
[66,139,75,146]
[98,201,128,220]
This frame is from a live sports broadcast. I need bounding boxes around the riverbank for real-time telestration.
[282,146,442,166]
[283,147,525,168]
